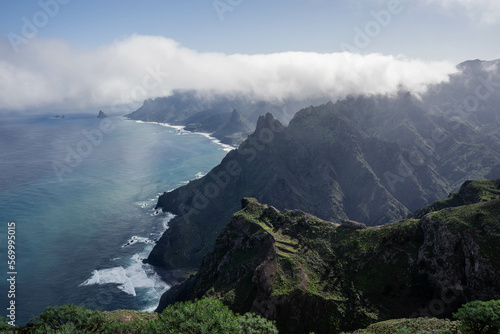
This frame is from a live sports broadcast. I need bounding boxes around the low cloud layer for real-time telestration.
[0,35,457,112]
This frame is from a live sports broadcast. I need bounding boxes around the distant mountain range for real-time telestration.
[143,59,500,270]
[126,91,323,145]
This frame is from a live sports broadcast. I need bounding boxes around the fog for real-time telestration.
[0,35,458,113]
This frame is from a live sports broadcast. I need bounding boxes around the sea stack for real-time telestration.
[97,110,108,119]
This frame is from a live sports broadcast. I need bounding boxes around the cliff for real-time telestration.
[157,179,500,334]
[148,93,500,269]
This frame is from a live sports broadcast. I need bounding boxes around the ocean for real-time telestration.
[0,114,229,325]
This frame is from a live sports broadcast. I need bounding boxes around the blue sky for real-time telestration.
[0,0,499,112]
[2,0,498,60]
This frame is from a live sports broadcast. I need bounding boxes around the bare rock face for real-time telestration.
[418,214,500,301]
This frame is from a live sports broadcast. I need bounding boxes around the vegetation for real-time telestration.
[3,180,499,334]
[158,179,500,333]
[27,304,106,333]
[361,317,458,334]
[348,300,500,334]
[453,300,500,334]
[150,298,277,333]
[415,179,500,218]
[0,317,10,333]
[5,299,277,334]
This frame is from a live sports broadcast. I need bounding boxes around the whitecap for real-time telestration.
[79,212,176,305]
[134,120,235,152]
[190,131,235,152]
[79,267,137,296]
[79,252,170,298]
[135,201,151,208]
[122,236,154,248]
[150,208,162,216]
[162,213,175,231]
[148,212,175,240]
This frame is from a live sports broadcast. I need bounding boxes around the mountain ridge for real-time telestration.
[126,91,324,145]
[156,179,500,333]
[147,89,500,269]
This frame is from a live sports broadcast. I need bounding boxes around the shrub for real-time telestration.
[0,316,11,333]
[13,299,278,333]
[365,317,458,334]
[102,320,151,334]
[0,317,9,329]
[237,312,278,334]
[453,300,500,334]
[29,304,106,333]
[152,298,278,334]
[154,298,241,333]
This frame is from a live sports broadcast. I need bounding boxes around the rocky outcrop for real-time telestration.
[418,215,500,301]
[212,109,253,145]
[97,110,107,118]
[158,180,500,333]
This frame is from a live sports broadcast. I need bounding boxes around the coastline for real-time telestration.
[133,120,236,152]
[127,118,236,311]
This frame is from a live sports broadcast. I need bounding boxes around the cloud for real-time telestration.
[420,0,500,24]
[0,35,457,112]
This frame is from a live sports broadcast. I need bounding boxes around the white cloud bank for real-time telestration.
[420,0,500,24]
[0,35,457,112]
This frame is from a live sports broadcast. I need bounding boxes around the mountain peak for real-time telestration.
[230,109,240,121]
[97,110,107,119]
[254,112,284,134]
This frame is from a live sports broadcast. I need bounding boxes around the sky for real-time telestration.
[0,0,499,113]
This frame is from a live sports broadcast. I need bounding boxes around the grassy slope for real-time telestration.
[171,179,500,333]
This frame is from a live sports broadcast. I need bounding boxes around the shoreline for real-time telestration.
[133,119,236,152]
[127,118,235,311]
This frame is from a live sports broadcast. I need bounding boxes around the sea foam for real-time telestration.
[79,213,175,298]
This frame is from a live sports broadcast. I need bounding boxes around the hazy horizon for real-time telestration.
[1,0,499,114]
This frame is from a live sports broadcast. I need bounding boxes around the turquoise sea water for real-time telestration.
[0,114,228,325]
